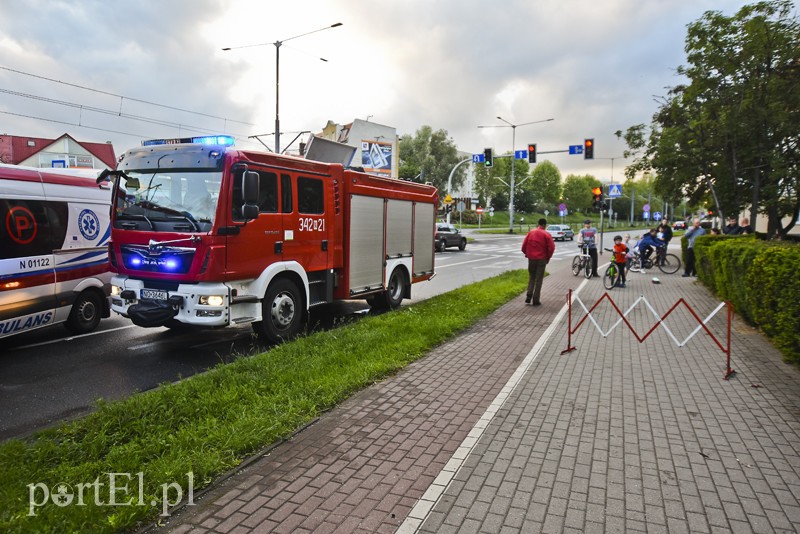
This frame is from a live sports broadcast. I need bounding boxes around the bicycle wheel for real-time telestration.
[658,253,681,274]
[628,257,641,273]
[571,256,582,276]
[584,258,592,279]
[603,264,617,290]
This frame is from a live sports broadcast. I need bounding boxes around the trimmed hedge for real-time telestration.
[690,234,800,361]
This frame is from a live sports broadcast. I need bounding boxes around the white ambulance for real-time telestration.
[0,163,112,340]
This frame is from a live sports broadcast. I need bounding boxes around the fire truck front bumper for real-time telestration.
[110,276,230,327]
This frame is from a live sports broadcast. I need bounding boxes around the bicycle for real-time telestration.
[628,246,681,274]
[571,244,593,279]
[602,248,624,289]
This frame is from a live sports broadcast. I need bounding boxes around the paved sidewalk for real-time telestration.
[157,252,800,533]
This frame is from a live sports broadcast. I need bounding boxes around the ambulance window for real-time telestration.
[298,177,324,214]
[281,174,293,213]
[257,172,278,213]
[0,200,66,260]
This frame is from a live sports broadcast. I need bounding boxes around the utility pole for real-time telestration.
[478,117,554,233]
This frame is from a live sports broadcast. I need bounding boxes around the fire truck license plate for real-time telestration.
[141,289,168,301]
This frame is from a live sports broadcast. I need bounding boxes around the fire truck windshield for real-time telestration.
[114,170,222,230]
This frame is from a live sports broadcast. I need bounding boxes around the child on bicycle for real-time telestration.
[638,228,665,264]
[612,235,629,288]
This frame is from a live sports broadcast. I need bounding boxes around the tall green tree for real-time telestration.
[617,0,800,236]
[525,161,563,213]
[398,126,465,193]
[562,174,601,214]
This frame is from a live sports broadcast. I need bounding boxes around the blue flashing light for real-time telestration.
[142,135,235,147]
[131,257,142,267]
[165,259,178,271]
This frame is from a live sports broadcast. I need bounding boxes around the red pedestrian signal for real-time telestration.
[527,143,537,164]
[592,187,603,208]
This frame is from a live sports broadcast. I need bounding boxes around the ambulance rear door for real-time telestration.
[0,169,60,338]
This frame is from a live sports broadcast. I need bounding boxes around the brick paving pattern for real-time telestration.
[156,244,800,533]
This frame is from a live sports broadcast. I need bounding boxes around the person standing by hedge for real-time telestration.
[682,218,705,277]
[521,218,555,306]
[723,216,741,235]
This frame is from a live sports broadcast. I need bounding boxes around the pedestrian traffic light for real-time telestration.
[484,148,493,168]
[592,187,603,209]
[584,138,594,160]
[527,143,537,164]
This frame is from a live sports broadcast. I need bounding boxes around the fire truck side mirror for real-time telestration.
[242,170,260,220]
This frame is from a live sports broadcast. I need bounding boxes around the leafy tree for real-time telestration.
[617,0,800,236]
[398,126,465,193]
[562,174,601,214]
[525,161,563,213]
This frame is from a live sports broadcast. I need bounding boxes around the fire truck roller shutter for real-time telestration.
[413,202,435,276]
[348,195,385,293]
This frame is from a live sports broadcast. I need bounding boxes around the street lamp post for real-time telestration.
[222,22,343,154]
[478,117,554,233]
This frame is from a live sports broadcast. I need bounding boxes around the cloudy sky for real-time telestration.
[0,0,756,181]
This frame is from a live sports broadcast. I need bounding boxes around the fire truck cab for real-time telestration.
[104,136,437,343]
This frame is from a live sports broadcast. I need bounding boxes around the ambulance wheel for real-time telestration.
[369,268,407,310]
[254,278,304,343]
[65,290,102,335]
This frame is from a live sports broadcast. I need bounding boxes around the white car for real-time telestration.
[546,224,574,241]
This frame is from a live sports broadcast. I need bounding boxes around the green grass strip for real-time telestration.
[0,269,527,533]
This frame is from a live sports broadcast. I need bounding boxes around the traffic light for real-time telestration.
[592,187,603,209]
[584,138,594,160]
[527,143,537,164]
[484,148,493,168]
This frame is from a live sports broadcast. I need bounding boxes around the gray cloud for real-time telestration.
[0,0,753,180]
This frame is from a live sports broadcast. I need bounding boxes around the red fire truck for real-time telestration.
[100,136,437,343]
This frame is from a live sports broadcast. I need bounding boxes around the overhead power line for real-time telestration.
[0,87,253,141]
[0,65,255,126]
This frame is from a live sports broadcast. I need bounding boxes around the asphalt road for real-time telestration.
[0,232,592,442]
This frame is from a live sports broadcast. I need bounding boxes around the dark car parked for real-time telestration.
[435,224,467,252]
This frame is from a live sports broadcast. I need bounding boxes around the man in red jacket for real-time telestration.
[521,218,556,306]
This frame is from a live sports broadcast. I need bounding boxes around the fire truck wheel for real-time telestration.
[255,278,304,343]
[65,290,103,335]
[369,268,407,310]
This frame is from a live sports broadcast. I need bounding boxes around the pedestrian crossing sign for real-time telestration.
[608,184,622,197]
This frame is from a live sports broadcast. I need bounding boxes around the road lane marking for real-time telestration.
[434,255,504,269]
[9,324,138,351]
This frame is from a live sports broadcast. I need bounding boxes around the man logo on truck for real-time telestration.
[6,206,38,245]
